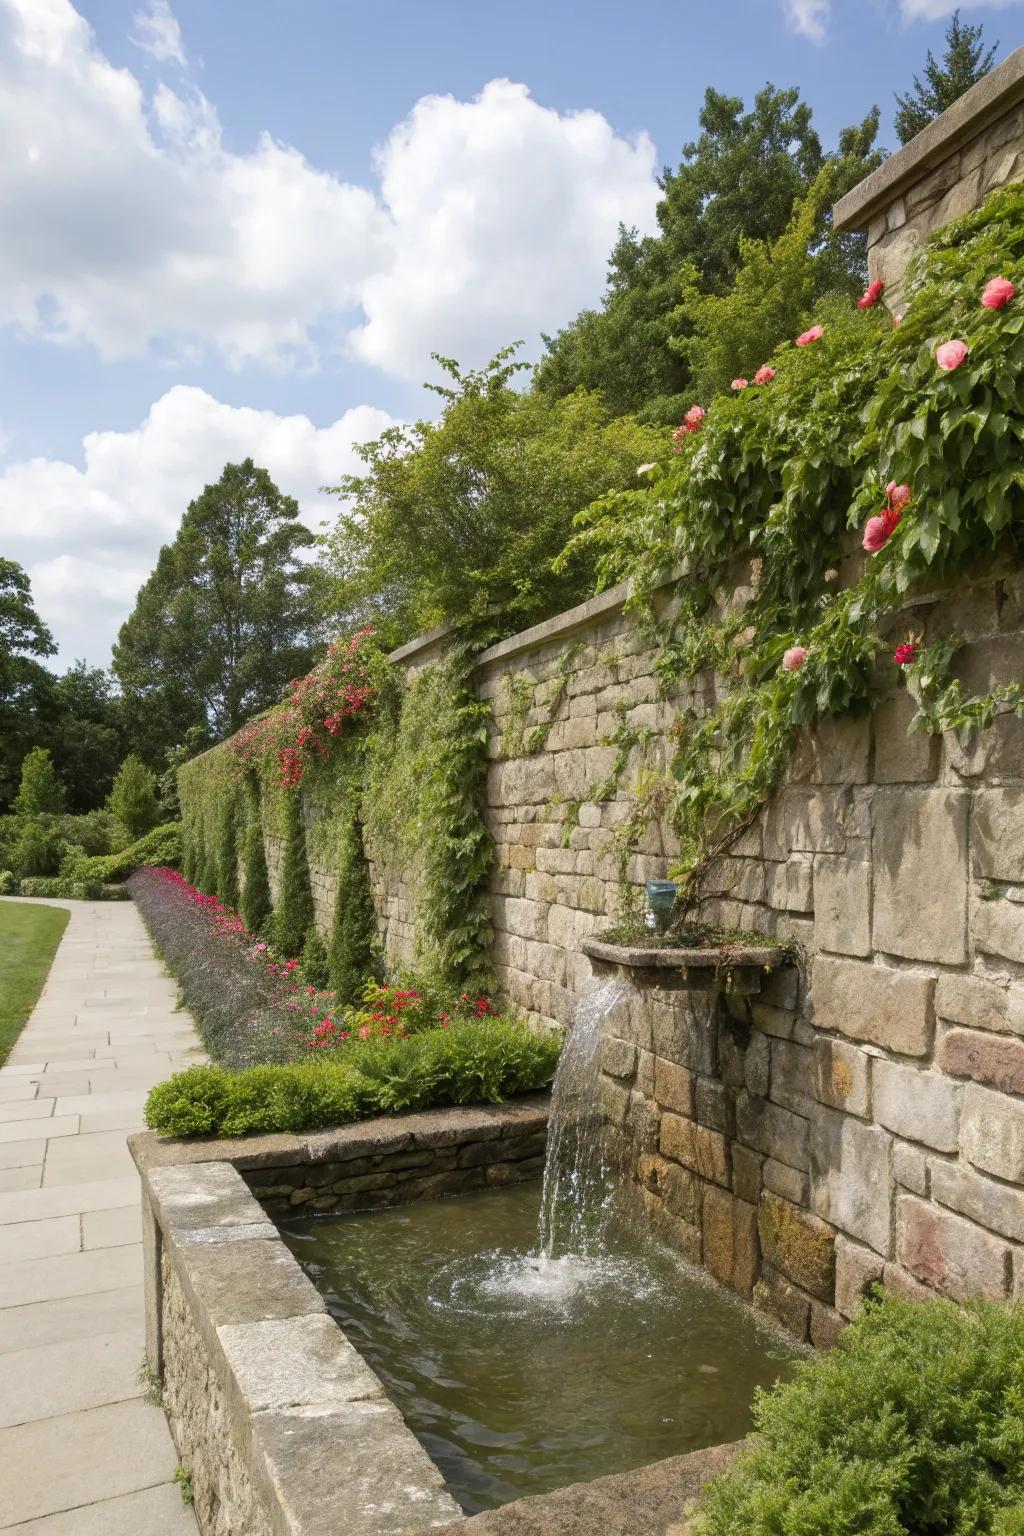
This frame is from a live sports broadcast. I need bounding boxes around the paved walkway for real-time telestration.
[0,898,205,1533]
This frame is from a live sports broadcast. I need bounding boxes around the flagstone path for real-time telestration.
[0,898,204,1533]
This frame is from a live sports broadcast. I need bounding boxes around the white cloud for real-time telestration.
[0,0,660,379]
[0,386,394,666]
[899,0,1020,17]
[130,0,186,67]
[782,0,831,40]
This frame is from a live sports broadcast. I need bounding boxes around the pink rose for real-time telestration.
[863,507,902,553]
[753,365,776,384]
[981,276,1016,310]
[885,482,912,513]
[731,378,749,391]
[782,646,807,672]
[795,324,824,347]
[684,404,706,427]
[893,642,917,667]
[936,339,969,372]
[858,278,885,310]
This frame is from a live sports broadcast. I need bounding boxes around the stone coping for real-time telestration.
[582,937,786,971]
[834,43,1024,230]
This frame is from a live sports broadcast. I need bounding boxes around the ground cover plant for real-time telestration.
[0,901,69,1065]
[697,1291,1024,1536]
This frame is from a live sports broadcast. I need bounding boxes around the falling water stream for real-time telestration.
[283,981,796,1512]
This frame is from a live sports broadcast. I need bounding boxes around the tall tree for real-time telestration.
[113,460,322,759]
[0,560,58,809]
[49,662,123,812]
[895,11,998,145]
[536,87,882,423]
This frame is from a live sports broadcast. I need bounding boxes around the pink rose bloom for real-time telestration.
[795,324,824,347]
[782,646,808,672]
[885,482,912,512]
[863,506,902,553]
[936,339,969,371]
[858,278,885,309]
[731,377,749,391]
[753,365,776,384]
[893,642,917,667]
[981,276,1016,310]
[684,404,706,427]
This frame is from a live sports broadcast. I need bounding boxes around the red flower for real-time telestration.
[893,642,917,666]
[753,365,775,385]
[795,324,823,347]
[858,278,885,309]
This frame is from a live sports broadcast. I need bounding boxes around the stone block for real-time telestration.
[763,1157,809,1206]
[731,1144,763,1205]
[761,966,800,1011]
[736,1091,809,1170]
[896,1193,1009,1302]
[935,973,1011,1034]
[627,1092,660,1154]
[749,1003,795,1042]
[810,1302,847,1350]
[974,897,1024,965]
[654,1057,695,1116]
[790,716,870,786]
[651,997,717,1075]
[937,1027,1024,1095]
[753,1266,810,1342]
[810,956,934,1057]
[733,1198,761,1296]
[642,1189,702,1264]
[743,1031,771,1097]
[763,788,848,861]
[961,1084,1024,1182]
[636,1049,655,1096]
[600,1077,630,1128]
[813,1037,871,1118]
[759,1192,835,1301]
[813,856,872,957]
[811,1108,893,1255]
[872,691,938,783]
[702,1185,736,1287]
[660,1114,731,1188]
[892,1140,928,1196]
[881,1261,936,1304]
[930,1159,1024,1243]
[695,1076,735,1135]
[947,712,1024,782]
[600,1037,637,1080]
[835,1234,884,1318]
[872,1060,960,1153]
[765,856,813,914]
[872,789,969,963]
[637,1152,671,1196]
[663,1161,702,1224]
[971,788,1024,881]
[770,1039,815,1117]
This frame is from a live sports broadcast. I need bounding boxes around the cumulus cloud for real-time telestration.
[899,0,1020,17]
[0,0,660,378]
[782,0,831,41]
[0,386,394,666]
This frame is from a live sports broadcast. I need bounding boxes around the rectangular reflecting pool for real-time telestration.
[281,1183,797,1514]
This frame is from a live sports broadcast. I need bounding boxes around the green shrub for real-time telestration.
[64,823,181,884]
[240,787,272,934]
[108,755,160,839]
[13,818,62,877]
[329,806,380,1004]
[698,1291,1024,1536]
[55,811,116,856]
[215,800,239,909]
[17,876,103,899]
[13,747,64,816]
[0,870,15,895]
[274,790,314,957]
[144,1017,560,1137]
[300,925,330,990]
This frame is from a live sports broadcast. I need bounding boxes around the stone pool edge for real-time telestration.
[130,1098,550,1536]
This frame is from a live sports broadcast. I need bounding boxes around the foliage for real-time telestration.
[47,662,124,812]
[0,901,69,1066]
[12,818,63,878]
[215,798,239,909]
[895,9,998,145]
[107,754,159,840]
[0,559,57,810]
[698,1291,1024,1535]
[113,458,325,762]
[273,788,314,958]
[0,871,14,895]
[329,802,380,1004]
[556,182,1024,902]
[14,747,64,816]
[158,726,210,820]
[536,88,882,422]
[62,822,182,884]
[144,1017,559,1138]
[239,783,273,935]
[17,876,105,899]
[322,349,664,640]
[299,924,330,990]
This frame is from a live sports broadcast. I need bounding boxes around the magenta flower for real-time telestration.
[858,278,885,310]
[936,339,969,372]
[795,325,824,347]
[753,365,776,384]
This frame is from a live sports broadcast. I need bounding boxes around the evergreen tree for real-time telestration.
[216,798,240,909]
[274,791,314,957]
[107,755,159,839]
[0,561,57,810]
[240,787,273,934]
[328,807,379,1004]
[300,925,331,990]
[895,11,998,145]
[13,746,64,816]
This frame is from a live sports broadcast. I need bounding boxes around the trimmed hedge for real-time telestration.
[699,1291,1024,1536]
[144,1017,560,1137]
[65,823,181,884]
[17,876,104,899]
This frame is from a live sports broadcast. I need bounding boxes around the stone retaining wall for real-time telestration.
[131,1100,548,1536]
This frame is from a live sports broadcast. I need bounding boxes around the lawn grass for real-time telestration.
[0,903,70,1066]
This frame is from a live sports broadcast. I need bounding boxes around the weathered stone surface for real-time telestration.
[702,1186,736,1288]
[762,1157,808,1206]
[653,1057,695,1115]
[641,1189,702,1265]
[731,1144,763,1205]
[662,1161,701,1224]
[974,898,1024,965]
[791,717,871,786]
[935,972,1011,1034]
[732,1198,760,1296]
[961,1083,1024,1182]
[892,1140,928,1196]
[753,1266,810,1342]
[872,1060,960,1153]
[972,788,1024,880]
[810,956,934,1056]
[759,1192,835,1302]
[937,1027,1024,1095]
[872,790,969,963]
[810,1302,847,1350]
[930,1159,1024,1242]
[813,856,872,957]
[811,1108,893,1255]
[600,1037,637,1080]
[660,1115,731,1188]
[765,856,813,914]
[764,787,848,861]
[736,1092,809,1171]
[896,1194,1009,1302]
[813,1038,871,1118]
[769,1039,815,1117]
[834,1234,884,1318]
[872,692,938,783]
[695,1077,735,1135]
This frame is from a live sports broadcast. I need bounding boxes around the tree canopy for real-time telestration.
[895,10,998,145]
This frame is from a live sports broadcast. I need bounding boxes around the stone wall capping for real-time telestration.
[833,44,1024,231]
[582,936,788,983]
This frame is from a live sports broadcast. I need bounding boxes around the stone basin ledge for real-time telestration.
[582,936,790,992]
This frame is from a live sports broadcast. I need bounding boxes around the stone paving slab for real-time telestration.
[0,900,201,1532]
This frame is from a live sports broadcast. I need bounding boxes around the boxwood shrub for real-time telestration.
[144,1017,560,1137]
[63,822,181,884]
[699,1291,1024,1536]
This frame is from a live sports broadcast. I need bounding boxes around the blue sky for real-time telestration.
[1,0,1021,666]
